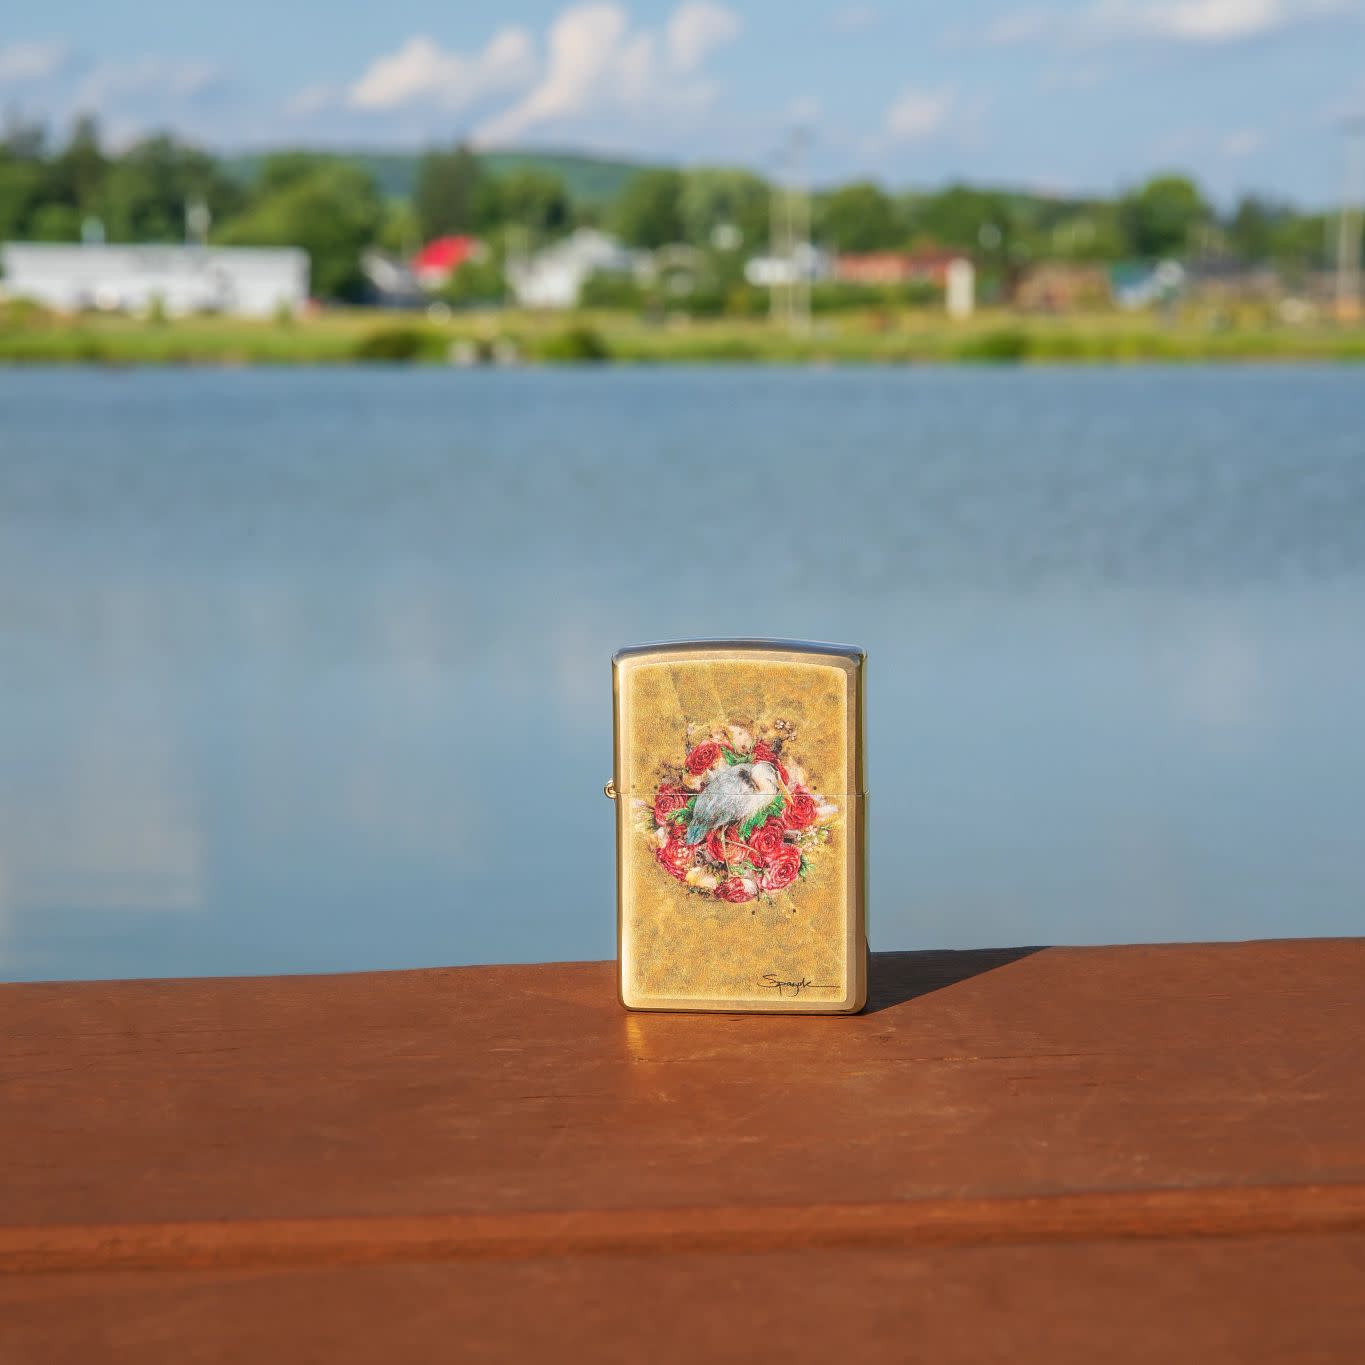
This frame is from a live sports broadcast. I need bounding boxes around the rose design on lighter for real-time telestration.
[644,726,837,905]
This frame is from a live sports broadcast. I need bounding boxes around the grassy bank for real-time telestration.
[2,305,1364,366]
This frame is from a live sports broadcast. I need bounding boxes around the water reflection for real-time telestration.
[1,585,203,918]
[1,367,1363,980]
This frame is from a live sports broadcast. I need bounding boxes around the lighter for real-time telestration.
[609,639,867,1013]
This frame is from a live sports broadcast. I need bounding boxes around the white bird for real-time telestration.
[684,761,783,845]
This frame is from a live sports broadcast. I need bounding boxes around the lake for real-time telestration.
[2,364,1363,982]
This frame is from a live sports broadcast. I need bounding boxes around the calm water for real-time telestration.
[2,365,1363,982]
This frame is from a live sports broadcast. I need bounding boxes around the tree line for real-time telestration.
[0,117,1341,303]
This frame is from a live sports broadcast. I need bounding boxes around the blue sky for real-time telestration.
[2,1,1362,204]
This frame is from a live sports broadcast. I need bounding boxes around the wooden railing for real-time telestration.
[3,940,1364,1360]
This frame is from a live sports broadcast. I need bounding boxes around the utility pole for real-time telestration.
[185,197,210,248]
[768,146,788,323]
[1336,117,1364,323]
[768,127,812,334]
[789,127,812,336]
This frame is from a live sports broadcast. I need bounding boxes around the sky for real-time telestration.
[1,0,1363,205]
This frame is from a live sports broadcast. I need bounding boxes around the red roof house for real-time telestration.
[410,236,483,289]
[833,249,967,288]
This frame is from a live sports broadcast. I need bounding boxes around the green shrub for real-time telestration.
[957,327,1030,362]
[671,286,728,318]
[0,297,51,329]
[579,273,646,310]
[535,325,610,363]
[808,280,943,314]
[352,325,439,362]
[723,284,767,317]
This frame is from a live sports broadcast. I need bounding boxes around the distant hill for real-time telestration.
[481,151,648,205]
[222,148,653,205]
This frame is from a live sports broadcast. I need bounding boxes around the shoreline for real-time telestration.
[2,307,1364,366]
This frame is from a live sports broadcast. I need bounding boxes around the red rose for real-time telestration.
[656,827,695,881]
[653,783,688,826]
[717,876,757,903]
[752,742,789,785]
[686,742,723,775]
[746,818,786,866]
[782,786,818,831]
[706,825,745,864]
[758,846,801,892]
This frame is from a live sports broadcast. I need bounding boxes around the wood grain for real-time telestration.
[4,942,1363,1228]
[3,940,1364,1360]
[4,1237,1365,1365]
[4,1183,1365,1275]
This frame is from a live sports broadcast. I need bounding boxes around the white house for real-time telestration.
[506,229,640,309]
[743,242,831,288]
[1110,260,1186,311]
[0,243,310,317]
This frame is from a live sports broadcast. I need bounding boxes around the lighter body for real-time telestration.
[611,639,867,1013]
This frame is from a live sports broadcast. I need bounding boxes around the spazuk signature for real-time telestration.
[759,973,837,997]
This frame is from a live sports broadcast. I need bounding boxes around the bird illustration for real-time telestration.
[685,761,784,846]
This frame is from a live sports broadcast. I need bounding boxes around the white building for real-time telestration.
[0,243,310,317]
[945,258,976,320]
[506,229,641,309]
[743,242,831,288]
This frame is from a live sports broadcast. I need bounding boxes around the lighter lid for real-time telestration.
[612,638,865,798]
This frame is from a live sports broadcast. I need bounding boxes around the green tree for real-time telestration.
[486,169,571,236]
[817,181,898,251]
[1226,195,1292,263]
[1269,212,1332,274]
[414,143,483,239]
[1119,175,1208,259]
[255,152,333,195]
[218,161,382,300]
[29,202,81,241]
[905,185,1012,252]
[0,159,44,239]
[49,116,107,218]
[439,248,506,306]
[377,199,421,256]
[1044,204,1125,262]
[0,115,47,161]
[102,135,242,242]
[679,168,769,251]
[612,168,685,247]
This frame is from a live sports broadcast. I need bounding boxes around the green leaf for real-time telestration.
[722,747,749,766]
[738,791,785,840]
[666,795,697,824]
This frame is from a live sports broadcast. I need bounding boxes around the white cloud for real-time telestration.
[347,29,536,112]
[285,84,336,117]
[884,86,955,141]
[474,5,638,144]
[667,2,742,71]
[474,2,741,147]
[75,58,223,108]
[982,0,1356,46]
[0,39,71,84]
[288,4,743,144]
[1089,0,1350,41]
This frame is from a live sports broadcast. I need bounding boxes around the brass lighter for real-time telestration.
[611,639,867,1013]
